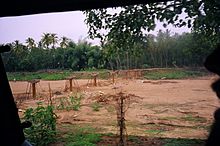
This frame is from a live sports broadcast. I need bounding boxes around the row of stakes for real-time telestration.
[26,74,100,99]
[26,70,143,99]
[27,76,79,99]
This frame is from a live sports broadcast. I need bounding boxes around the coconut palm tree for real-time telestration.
[12,40,24,54]
[38,40,43,48]
[51,33,58,49]
[25,37,36,49]
[60,36,70,48]
[41,33,52,49]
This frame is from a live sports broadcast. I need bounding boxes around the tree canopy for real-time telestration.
[1,31,214,72]
[84,0,220,47]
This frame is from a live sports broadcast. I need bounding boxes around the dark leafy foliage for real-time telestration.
[84,0,219,69]
[1,30,216,72]
[23,103,56,146]
[84,0,220,45]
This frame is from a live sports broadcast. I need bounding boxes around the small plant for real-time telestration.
[106,105,115,113]
[91,102,102,111]
[69,94,82,111]
[23,103,56,146]
[57,97,66,110]
[63,125,101,146]
[103,92,142,146]
[56,93,83,111]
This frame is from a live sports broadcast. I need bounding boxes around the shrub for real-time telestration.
[23,103,56,146]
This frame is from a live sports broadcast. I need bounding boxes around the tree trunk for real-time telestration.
[126,52,129,70]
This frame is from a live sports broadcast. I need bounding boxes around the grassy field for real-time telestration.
[7,71,72,81]
[7,68,209,81]
[53,124,205,146]
[143,68,208,80]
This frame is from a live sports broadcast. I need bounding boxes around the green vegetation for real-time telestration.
[69,95,82,111]
[85,0,219,70]
[145,129,165,135]
[23,103,56,146]
[102,132,115,137]
[7,68,208,81]
[72,70,109,79]
[159,116,178,121]
[7,71,71,81]
[181,114,207,123]
[2,0,219,73]
[91,102,102,111]
[55,124,206,146]
[128,135,142,144]
[106,105,115,113]
[163,138,205,146]
[1,31,217,73]
[64,133,101,146]
[144,69,207,80]
[146,114,207,124]
[57,97,66,110]
[56,94,83,111]
[2,38,104,72]
[59,124,101,146]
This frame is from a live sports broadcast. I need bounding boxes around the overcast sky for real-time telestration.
[0,10,190,45]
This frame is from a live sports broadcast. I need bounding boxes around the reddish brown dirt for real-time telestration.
[10,75,220,140]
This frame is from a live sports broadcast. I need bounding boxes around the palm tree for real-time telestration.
[12,40,23,54]
[60,36,70,48]
[38,40,43,48]
[41,33,52,49]
[25,37,36,49]
[51,33,58,49]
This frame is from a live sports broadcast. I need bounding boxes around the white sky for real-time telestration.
[0,10,190,45]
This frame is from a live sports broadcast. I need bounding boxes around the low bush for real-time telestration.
[23,103,56,146]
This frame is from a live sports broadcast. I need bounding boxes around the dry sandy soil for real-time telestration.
[10,75,220,140]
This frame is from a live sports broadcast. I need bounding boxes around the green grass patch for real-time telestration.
[143,103,177,109]
[128,135,143,144]
[102,132,115,137]
[180,114,207,123]
[72,70,109,79]
[7,68,208,81]
[159,116,178,120]
[144,69,207,80]
[7,69,111,81]
[59,124,101,146]
[145,129,164,135]
[64,133,101,146]
[90,102,102,111]
[163,138,205,146]
[7,71,71,81]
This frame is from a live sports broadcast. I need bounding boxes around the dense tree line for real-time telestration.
[1,31,215,72]
[1,34,104,71]
[102,30,215,70]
